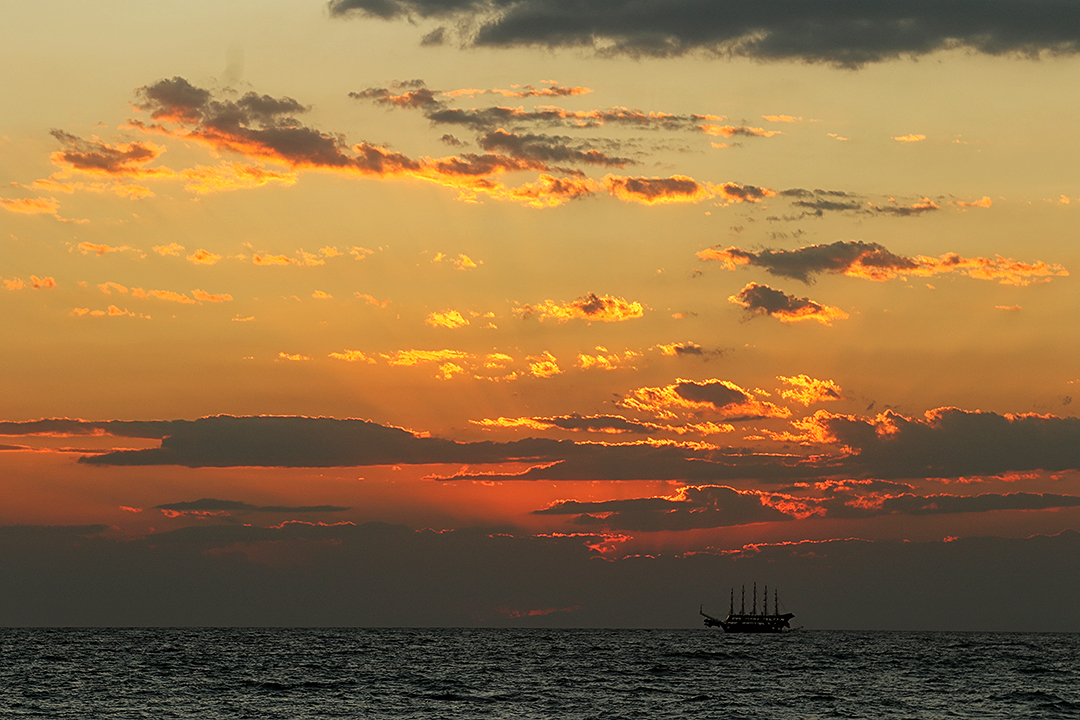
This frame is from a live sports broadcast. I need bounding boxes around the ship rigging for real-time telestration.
[700,582,795,633]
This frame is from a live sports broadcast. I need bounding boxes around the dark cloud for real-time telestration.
[864,491,1080,517]
[673,379,749,410]
[701,240,1067,286]
[154,498,350,513]
[1,519,1078,629]
[75,415,569,468]
[535,485,790,531]
[792,199,865,214]
[133,77,361,169]
[27,408,1079,485]
[536,485,1080,529]
[352,83,705,132]
[348,85,443,109]
[442,443,818,483]
[49,130,162,174]
[703,240,918,284]
[729,282,847,324]
[329,0,1080,68]
[0,418,174,439]
[810,407,1080,480]
[478,129,632,168]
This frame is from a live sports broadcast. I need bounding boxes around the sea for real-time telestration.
[1,628,1077,719]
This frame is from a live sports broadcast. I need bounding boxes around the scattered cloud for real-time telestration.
[426,309,470,328]
[527,351,562,378]
[729,282,849,325]
[187,249,222,265]
[523,293,644,323]
[956,196,993,208]
[602,174,711,204]
[329,350,378,364]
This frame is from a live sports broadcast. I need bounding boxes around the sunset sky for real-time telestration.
[3,0,1080,629]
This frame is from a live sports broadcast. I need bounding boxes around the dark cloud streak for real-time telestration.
[328,0,1080,67]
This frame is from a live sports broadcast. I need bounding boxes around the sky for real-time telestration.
[2,0,1080,630]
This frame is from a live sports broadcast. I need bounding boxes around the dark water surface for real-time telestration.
[1,628,1076,719]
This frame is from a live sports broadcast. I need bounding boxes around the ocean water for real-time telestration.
[1,628,1076,719]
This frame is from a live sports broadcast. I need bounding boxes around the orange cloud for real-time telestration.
[381,349,472,366]
[426,310,469,328]
[153,243,185,256]
[778,375,843,406]
[139,289,196,304]
[892,133,926,142]
[603,174,711,204]
[504,174,598,207]
[655,341,705,357]
[0,196,62,215]
[763,115,803,123]
[355,293,390,308]
[432,253,479,270]
[77,242,137,256]
[527,351,562,378]
[437,362,465,380]
[75,305,147,319]
[180,162,296,193]
[577,347,640,371]
[187,249,222,265]
[472,414,733,436]
[729,283,849,325]
[30,275,56,290]
[700,124,782,138]
[329,350,377,364]
[488,82,593,98]
[48,131,168,177]
[956,196,993,208]
[525,292,644,323]
[3,277,26,291]
[620,378,791,421]
[191,289,233,303]
[311,290,333,300]
[97,282,128,295]
[278,352,311,361]
[253,254,294,266]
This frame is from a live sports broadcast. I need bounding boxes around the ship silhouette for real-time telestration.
[700,582,795,633]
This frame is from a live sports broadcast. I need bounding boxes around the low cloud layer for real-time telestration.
[1,520,1077,629]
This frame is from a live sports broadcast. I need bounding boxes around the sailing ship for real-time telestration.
[700,582,795,633]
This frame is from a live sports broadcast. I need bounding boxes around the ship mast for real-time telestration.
[729,588,734,615]
[774,588,778,616]
[740,585,745,614]
[753,582,757,615]
[764,585,768,616]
